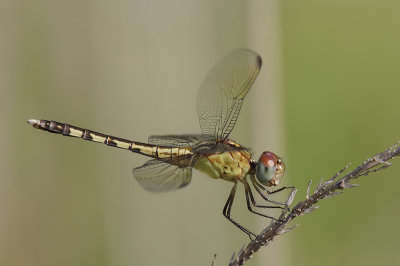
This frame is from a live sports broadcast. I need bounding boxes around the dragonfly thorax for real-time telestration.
[193,140,252,182]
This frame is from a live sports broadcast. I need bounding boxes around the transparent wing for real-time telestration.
[197,49,262,142]
[148,134,215,148]
[149,134,246,157]
[133,159,192,192]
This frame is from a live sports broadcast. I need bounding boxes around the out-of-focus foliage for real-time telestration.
[283,1,400,266]
[2,1,400,266]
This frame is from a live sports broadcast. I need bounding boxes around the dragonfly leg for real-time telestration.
[249,175,294,208]
[223,182,257,240]
[243,179,282,220]
[269,185,296,195]
[269,185,296,210]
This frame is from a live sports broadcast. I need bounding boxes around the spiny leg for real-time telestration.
[269,185,296,195]
[243,179,282,212]
[249,175,286,207]
[266,184,296,208]
[243,179,281,220]
[249,175,295,208]
[223,182,257,240]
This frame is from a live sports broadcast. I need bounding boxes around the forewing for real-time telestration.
[148,134,215,148]
[133,159,192,192]
[196,49,262,142]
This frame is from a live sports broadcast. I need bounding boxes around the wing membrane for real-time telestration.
[134,50,261,192]
[196,49,262,142]
[133,160,192,192]
[148,134,215,148]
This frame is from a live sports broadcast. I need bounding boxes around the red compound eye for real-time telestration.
[259,151,277,168]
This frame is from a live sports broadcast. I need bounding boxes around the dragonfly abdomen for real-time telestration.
[27,119,192,159]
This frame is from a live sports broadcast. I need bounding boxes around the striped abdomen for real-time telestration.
[27,119,193,159]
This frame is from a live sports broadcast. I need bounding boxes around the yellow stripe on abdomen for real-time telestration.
[27,119,194,160]
[69,127,84,137]
[90,133,106,143]
[112,139,131,149]
[156,147,192,159]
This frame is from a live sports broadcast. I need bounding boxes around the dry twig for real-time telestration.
[228,141,400,266]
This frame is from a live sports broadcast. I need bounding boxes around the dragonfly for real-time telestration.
[27,49,293,239]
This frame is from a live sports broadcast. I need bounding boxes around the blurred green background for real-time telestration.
[1,0,400,265]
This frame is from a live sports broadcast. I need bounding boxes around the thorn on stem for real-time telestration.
[287,189,297,205]
[306,180,312,200]
[374,155,392,166]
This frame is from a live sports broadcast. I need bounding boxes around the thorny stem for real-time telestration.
[228,141,400,266]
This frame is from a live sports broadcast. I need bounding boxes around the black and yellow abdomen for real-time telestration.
[27,119,192,159]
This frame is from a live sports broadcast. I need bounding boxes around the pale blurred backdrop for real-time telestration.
[1,0,400,266]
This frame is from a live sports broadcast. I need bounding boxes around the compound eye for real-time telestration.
[256,151,278,185]
[260,152,277,168]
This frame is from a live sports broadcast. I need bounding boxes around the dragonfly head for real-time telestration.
[255,151,285,187]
